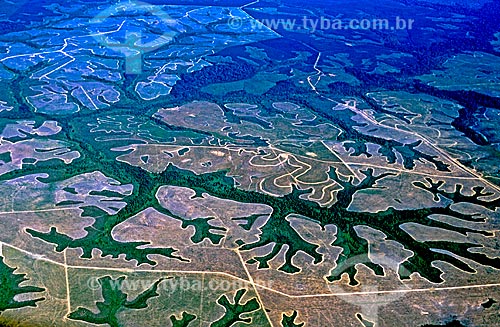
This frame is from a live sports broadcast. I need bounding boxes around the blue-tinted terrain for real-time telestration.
[0,0,499,326]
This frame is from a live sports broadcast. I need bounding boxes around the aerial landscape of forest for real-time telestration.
[0,0,499,326]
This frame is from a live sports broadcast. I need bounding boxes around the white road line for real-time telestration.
[3,243,500,299]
